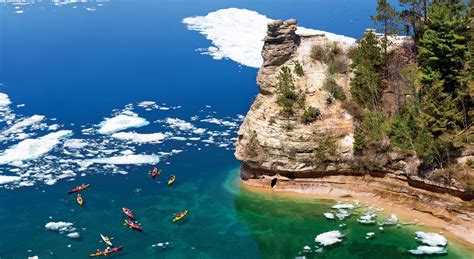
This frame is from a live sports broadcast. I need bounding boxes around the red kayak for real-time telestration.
[122,207,134,219]
[124,220,142,231]
[90,245,123,257]
[68,184,90,194]
[150,167,160,178]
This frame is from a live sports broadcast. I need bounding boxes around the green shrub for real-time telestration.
[323,73,346,101]
[301,106,321,123]
[294,61,304,76]
[276,66,297,116]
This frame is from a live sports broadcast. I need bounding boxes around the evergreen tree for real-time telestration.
[350,31,384,110]
[372,0,399,54]
[399,0,425,40]
[417,0,470,136]
[276,66,297,116]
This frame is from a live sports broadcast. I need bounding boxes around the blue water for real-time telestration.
[0,1,472,258]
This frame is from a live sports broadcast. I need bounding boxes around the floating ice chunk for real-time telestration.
[183,8,356,68]
[80,154,160,168]
[201,118,239,127]
[332,203,355,209]
[45,221,74,232]
[335,209,351,220]
[365,232,375,239]
[3,115,45,134]
[163,118,195,131]
[28,256,39,259]
[323,212,335,220]
[0,92,11,108]
[0,130,72,165]
[111,132,170,143]
[357,213,376,225]
[315,230,344,246]
[66,232,80,239]
[0,175,21,184]
[408,246,448,255]
[64,139,87,149]
[98,113,149,134]
[415,232,447,247]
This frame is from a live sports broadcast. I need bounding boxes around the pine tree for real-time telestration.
[418,0,470,136]
[372,0,399,54]
[350,31,384,110]
[399,0,425,40]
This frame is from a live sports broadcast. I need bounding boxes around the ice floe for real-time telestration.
[111,132,170,143]
[315,230,344,246]
[323,212,335,220]
[2,115,45,134]
[0,130,72,165]
[0,92,11,108]
[414,232,447,247]
[408,246,448,255]
[357,213,377,225]
[98,112,149,134]
[45,221,78,237]
[183,8,356,68]
[0,175,21,184]
[80,154,160,168]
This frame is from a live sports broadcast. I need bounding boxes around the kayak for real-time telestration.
[100,233,113,247]
[173,210,188,223]
[122,207,134,219]
[77,194,83,206]
[89,245,123,257]
[168,175,176,186]
[68,184,90,194]
[124,220,143,231]
[150,167,160,178]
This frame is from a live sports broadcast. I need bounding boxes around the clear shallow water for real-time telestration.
[0,0,473,258]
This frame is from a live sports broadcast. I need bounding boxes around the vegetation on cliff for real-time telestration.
[350,0,472,185]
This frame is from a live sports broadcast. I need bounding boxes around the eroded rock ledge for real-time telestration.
[234,19,473,237]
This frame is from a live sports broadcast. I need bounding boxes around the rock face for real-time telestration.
[234,19,473,201]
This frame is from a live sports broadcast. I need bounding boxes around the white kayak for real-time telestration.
[100,233,113,247]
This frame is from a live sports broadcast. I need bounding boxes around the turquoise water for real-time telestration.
[0,0,473,258]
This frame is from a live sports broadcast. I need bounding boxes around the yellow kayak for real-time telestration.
[168,175,176,186]
[77,194,83,206]
[173,210,188,223]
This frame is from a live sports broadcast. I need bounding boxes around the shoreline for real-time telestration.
[239,177,474,251]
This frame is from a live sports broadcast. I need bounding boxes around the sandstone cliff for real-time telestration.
[234,20,473,201]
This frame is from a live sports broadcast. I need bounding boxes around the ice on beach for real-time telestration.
[0,130,72,165]
[415,232,447,247]
[409,246,448,255]
[380,213,398,225]
[111,132,170,143]
[80,154,160,168]
[98,113,149,134]
[315,230,344,246]
[323,212,335,220]
[331,203,355,209]
[183,8,355,68]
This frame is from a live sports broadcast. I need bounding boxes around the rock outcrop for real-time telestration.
[234,19,473,200]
